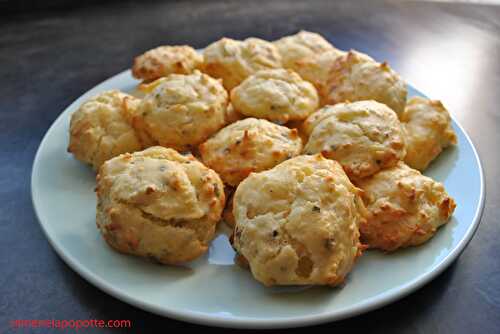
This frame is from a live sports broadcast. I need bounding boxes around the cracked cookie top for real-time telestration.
[355,162,456,251]
[230,69,319,123]
[202,37,283,90]
[96,146,225,264]
[133,70,228,151]
[304,100,406,179]
[68,90,143,170]
[401,96,457,171]
[322,50,407,115]
[132,45,203,83]
[199,118,303,186]
[291,49,346,103]
[273,30,336,70]
[233,154,366,286]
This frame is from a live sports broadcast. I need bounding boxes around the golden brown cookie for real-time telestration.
[233,154,366,286]
[292,49,346,103]
[132,70,228,151]
[96,146,225,264]
[304,100,406,179]
[68,90,143,170]
[199,118,302,186]
[230,69,319,123]
[401,96,457,171]
[132,45,203,82]
[355,162,456,251]
[323,50,407,115]
[273,30,336,70]
[202,37,282,90]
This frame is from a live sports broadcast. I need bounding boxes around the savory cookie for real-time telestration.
[233,154,366,286]
[355,162,456,251]
[202,37,282,90]
[323,50,407,115]
[68,90,143,170]
[132,70,228,151]
[292,49,346,103]
[303,100,406,179]
[199,118,302,186]
[96,146,225,264]
[231,69,319,123]
[273,30,336,70]
[132,45,203,83]
[401,97,457,171]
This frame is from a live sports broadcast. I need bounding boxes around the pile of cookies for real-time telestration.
[68,31,457,287]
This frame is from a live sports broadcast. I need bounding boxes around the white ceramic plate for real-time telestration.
[31,69,484,329]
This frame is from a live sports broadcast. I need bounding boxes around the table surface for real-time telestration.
[1,0,499,332]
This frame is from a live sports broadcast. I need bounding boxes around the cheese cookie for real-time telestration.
[96,146,225,264]
[199,118,302,186]
[132,71,228,151]
[68,90,143,170]
[356,162,456,251]
[401,97,457,171]
[231,69,319,123]
[132,45,203,82]
[292,49,346,103]
[202,37,282,90]
[323,50,407,115]
[233,154,366,286]
[274,30,336,70]
[304,100,406,179]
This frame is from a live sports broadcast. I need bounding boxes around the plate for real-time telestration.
[31,69,485,329]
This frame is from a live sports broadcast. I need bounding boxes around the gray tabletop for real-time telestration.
[1,0,499,332]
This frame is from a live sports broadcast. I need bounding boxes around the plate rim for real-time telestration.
[31,69,486,329]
